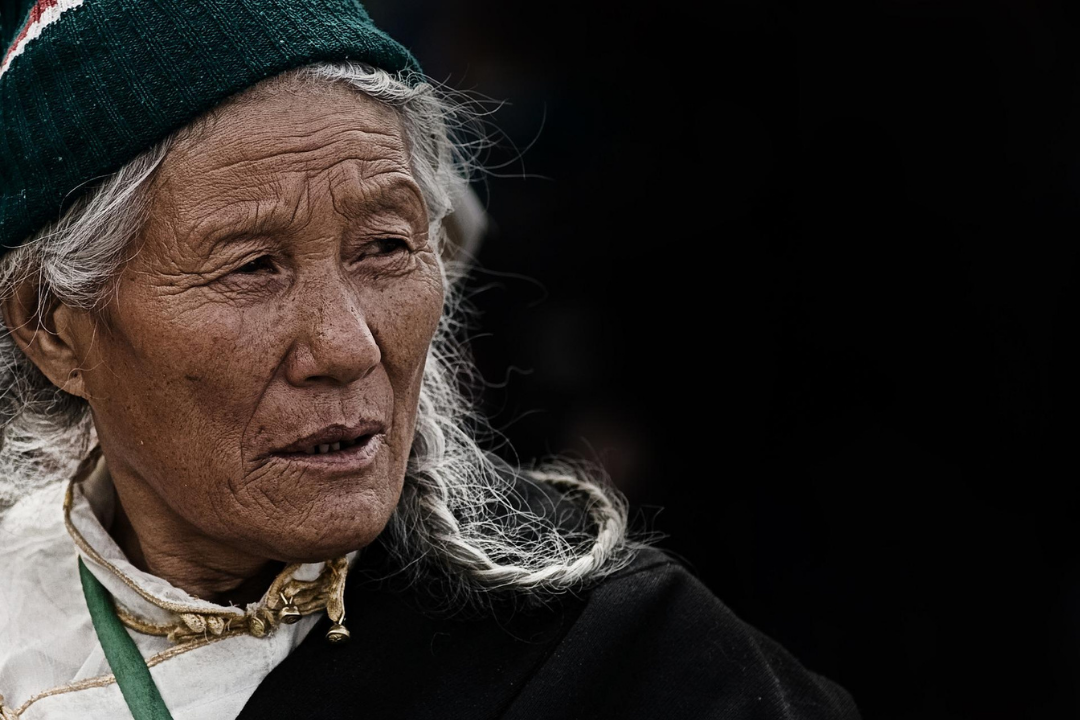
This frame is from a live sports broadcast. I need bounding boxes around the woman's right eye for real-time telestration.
[234,256,276,274]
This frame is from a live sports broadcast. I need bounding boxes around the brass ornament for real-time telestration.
[249,615,267,638]
[326,623,351,643]
[278,591,301,624]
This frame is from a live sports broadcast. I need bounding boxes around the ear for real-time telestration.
[1,279,90,399]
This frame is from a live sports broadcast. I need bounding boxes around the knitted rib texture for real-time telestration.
[0,0,418,254]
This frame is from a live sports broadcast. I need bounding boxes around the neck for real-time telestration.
[108,473,283,606]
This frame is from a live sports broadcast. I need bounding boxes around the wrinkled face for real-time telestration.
[74,78,444,561]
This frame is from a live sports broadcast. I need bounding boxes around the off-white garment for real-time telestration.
[0,454,352,719]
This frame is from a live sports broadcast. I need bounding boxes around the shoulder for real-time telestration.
[498,544,862,720]
[503,468,861,718]
[475,464,862,719]
[0,479,71,580]
[547,546,860,719]
[0,481,90,709]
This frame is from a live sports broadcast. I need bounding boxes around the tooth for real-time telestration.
[319,444,330,454]
[304,446,316,455]
[330,442,341,451]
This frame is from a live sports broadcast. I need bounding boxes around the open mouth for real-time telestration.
[291,433,374,456]
[267,423,387,467]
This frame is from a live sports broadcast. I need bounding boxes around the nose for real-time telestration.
[283,275,381,388]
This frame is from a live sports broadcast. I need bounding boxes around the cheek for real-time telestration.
[83,291,281,510]
[371,266,444,382]
[365,268,443,457]
[388,290,441,412]
[106,302,269,428]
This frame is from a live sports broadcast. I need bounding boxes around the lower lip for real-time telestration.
[270,433,385,471]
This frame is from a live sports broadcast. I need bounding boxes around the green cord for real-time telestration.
[78,558,175,720]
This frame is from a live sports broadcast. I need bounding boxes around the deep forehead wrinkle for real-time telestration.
[188,170,425,256]
[201,126,408,177]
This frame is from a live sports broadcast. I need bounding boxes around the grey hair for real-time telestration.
[0,61,632,609]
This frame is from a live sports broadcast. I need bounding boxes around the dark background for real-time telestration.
[369,2,1080,718]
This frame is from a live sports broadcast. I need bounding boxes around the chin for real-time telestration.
[247,502,395,563]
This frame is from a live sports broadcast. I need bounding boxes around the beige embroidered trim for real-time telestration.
[63,447,351,642]
[11,634,224,717]
[113,556,349,643]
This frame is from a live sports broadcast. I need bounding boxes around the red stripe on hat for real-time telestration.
[3,0,62,67]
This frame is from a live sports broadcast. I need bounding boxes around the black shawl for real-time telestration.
[238,478,859,720]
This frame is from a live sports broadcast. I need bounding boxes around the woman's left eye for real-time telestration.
[368,237,408,255]
[354,237,409,262]
[234,255,277,274]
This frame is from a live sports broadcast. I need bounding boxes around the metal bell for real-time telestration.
[248,615,267,638]
[278,604,302,624]
[325,623,351,644]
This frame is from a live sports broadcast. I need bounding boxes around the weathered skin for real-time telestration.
[2,76,445,603]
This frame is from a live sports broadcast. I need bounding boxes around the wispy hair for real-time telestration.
[0,61,633,611]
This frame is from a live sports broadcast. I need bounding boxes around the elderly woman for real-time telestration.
[0,2,859,719]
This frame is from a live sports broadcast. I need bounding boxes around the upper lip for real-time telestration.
[270,421,387,455]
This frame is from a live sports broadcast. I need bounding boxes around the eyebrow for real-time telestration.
[328,173,426,224]
[190,174,425,254]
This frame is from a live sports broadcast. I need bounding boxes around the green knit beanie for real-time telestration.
[0,0,419,255]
